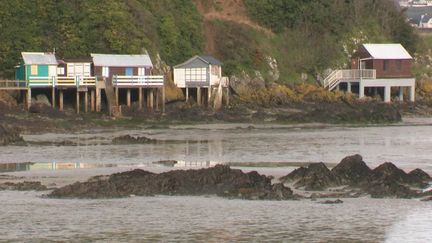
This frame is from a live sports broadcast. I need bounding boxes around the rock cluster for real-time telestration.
[280,154,432,198]
[48,165,295,200]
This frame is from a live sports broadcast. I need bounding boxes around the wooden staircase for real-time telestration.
[103,78,121,117]
[321,69,376,90]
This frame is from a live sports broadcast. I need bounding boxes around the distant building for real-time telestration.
[420,14,432,28]
[322,43,415,102]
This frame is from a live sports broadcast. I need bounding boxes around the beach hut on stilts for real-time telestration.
[173,55,229,108]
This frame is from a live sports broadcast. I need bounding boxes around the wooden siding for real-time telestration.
[373,59,412,78]
[94,66,151,78]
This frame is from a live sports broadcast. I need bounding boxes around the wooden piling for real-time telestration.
[76,90,80,114]
[186,87,189,102]
[90,89,95,112]
[162,86,166,114]
[127,89,131,107]
[84,91,88,113]
[149,89,154,109]
[155,88,159,111]
[51,87,56,108]
[207,87,211,107]
[115,87,119,106]
[26,88,31,110]
[96,88,101,112]
[139,88,143,110]
[226,87,230,106]
[197,87,201,105]
[59,90,64,111]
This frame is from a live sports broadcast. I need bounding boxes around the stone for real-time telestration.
[331,154,372,185]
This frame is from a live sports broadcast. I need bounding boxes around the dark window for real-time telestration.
[383,60,389,71]
[396,60,402,71]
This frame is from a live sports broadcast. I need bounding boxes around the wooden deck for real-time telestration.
[0,80,28,90]
[112,75,164,87]
[28,76,97,87]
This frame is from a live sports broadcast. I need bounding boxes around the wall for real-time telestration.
[373,59,412,78]
[93,66,151,79]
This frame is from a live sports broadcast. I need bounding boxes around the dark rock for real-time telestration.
[320,199,343,204]
[112,135,157,144]
[0,181,47,191]
[152,160,178,166]
[48,165,296,200]
[0,125,26,146]
[408,168,432,185]
[371,162,412,184]
[331,154,372,185]
[366,178,417,198]
[281,162,339,191]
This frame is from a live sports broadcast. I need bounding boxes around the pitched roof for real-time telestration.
[22,52,57,65]
[199,55,222,65]
[91,54,153,67]
[362,44,413,60]
[174,55,222,68]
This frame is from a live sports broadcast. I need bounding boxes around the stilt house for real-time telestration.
[173,55,229,105]
[322,43,415,102]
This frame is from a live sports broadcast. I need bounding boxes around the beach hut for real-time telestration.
[15,52,58,86]
[322,43,415,102]
[173,55,229,105]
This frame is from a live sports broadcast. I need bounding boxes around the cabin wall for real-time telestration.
[93,66,151,78]
[15,65,25,80]
[173,68,186,88]
[373,59,412,78]
[66,63,92,77]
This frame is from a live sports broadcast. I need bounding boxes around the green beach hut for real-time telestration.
[15,52,58,87]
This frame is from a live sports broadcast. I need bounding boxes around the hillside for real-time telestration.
[0,0,424,86]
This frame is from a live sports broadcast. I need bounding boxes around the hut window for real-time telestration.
[383,60,389,71]
[31,65,38,75]
[396,60,402,71]
[57,67,65,75]
[102,67,109,77]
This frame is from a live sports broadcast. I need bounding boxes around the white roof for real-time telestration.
[22,52,57,65]
[362,44,412,59]
[91,54,153,67]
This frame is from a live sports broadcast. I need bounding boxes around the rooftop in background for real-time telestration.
[90,54,153,67]
[21,52,57,65]
[362,44,413,59]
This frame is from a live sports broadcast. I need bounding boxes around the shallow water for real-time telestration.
[1,123,432,242]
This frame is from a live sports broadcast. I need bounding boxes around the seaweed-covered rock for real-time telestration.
[331,154,371,185]
[281,162,339,190]
[48,165,295,200]
[112,135,157,144]
[0,125,26,146]
[0,181,47,191]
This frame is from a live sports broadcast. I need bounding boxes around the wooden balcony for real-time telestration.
[112,75,164,87]
[322,69,376,90]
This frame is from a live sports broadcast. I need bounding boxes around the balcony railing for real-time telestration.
[28,76,97,87]
[112,75,164,87]
[322,69,376,90]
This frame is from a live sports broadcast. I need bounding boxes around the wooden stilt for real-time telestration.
[126,89,131,107]
[162,86,166,114]
[197,87,201,105]
[226,87,230,106]
[76,90,80,114]
[96,88,101,112]
[115,87,119,106]
[155,88,159,111]
[186,88,189,102]
[59,90,64,111]
[139,88,143,110]
[51,87,56,108]
[90,89,95,112]
[84,91,88,113]
[149,89,154,109]
[27,88,32,110]
[207,87,211,107]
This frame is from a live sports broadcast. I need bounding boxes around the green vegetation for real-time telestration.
[0,0,423,86]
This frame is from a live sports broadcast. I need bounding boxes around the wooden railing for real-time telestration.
[28,76,97,87]
[112,75,164,87]
[322,69,376,90]
[0,80,28,90]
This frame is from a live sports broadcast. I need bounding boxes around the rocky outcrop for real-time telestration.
[112,135,157,144]
[48,165,295,200]
[280,155,432,198]
[0,181,47,191]
[280,162,339,190]
[0,125,26,146]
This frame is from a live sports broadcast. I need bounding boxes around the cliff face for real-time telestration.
[0,0,418,85]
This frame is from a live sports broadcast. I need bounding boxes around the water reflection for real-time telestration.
[0,162,117,173]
